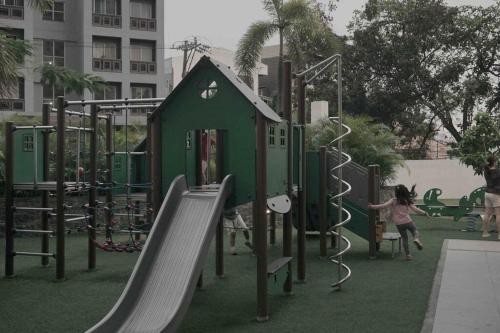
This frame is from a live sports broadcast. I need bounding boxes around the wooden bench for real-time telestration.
[383,232,401,258]
[267,257,292,293]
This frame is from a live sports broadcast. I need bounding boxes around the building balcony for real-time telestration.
[93,58,122,72]
[130,61,156,74]
[0,99,24,111]
[92,13,122,28]
[0,4,23,19]
[130,17,156,31]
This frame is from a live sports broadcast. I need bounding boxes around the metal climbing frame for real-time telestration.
[296,54,352,289]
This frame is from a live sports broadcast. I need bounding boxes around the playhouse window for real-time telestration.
[280,128,286,146]
[269,126,275,145]
[198,79,218,99]
[23,134,33,152]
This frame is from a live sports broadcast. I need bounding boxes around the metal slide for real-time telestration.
[86,174,233,333]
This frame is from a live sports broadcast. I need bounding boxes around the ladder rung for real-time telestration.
[13,207,55,212]
[65,216,87,223]
[14,252,55,258]
[13,229,55,235]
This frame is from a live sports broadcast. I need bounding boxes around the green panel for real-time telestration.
[266,121,287,197]
[306,151,320,205]
[329,199,369,240]
[267,267,289,295]
[293,125,302,186]
[13,129,44,183]
[112,154,127,195]
[161,65,258,206]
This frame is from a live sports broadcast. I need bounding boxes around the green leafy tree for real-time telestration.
[452,113,500,175]
[343,0,500,148]
[307,115,404,182]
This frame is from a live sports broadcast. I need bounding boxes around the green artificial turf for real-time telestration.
[0,217,486,333]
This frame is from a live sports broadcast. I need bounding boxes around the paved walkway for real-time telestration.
[424,239,500,333]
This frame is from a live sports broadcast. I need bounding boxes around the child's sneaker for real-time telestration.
[244,241,253,250]
[406,255,412,261]
[482,233,491,238]
[414,239,423,250]
[230,246,237,255]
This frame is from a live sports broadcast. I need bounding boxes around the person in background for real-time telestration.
[224,208,253,255]
[368,184,427,260]
[481,155,500,239]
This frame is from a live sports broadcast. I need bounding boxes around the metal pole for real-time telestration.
[106,114,114,237]
[195,129,204,288]
[297,74,307,282]
[216,130,224,277]
[76,126,81,184]
[88,104,98,270]
[41,105,50,267]
[256,112,268,322]
[56,97,65,280]
[368,165,380,259]
[125,102,131,197]
[336,57,344,290]
[5,122,14,277]
[319,146,327,258]
[282,61,293,292]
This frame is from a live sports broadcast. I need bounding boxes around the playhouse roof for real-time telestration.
[151,56,281,123]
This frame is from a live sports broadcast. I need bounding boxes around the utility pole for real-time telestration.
[171,37,211,78]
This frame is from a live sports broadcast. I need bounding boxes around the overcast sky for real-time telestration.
[164,0,497,57]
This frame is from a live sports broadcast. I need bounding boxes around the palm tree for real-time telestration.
[235,0,321,111]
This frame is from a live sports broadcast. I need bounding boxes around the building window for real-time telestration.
[94,83,121,100]
[94,0,119,15]
[43,84,64,105]
[23,134,34,152]
[93,40,120,59]
[43,1,64,22]
[131,84,155,99]
[269,126,275,145]
[43,40,64,66]
[0,0,24,19]
[0,77,24,111]
[130,0,153,18]
[130,40,156,74]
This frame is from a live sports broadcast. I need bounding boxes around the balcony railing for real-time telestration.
[0,99,24,111]
[130,60,156,74]
[0,4,24,19]
[130,17,156,31]
[93,58,122,72]
[92,13,122,28]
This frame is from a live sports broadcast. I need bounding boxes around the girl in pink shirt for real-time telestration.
[368,184,427,260]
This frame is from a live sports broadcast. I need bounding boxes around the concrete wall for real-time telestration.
[389,159,485,199]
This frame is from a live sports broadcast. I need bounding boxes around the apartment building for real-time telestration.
[0,0,165,123]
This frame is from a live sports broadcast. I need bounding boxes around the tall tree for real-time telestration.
[344,0,500,147]
[235,0,324,110]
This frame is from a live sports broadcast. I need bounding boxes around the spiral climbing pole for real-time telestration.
[296,54,352,289]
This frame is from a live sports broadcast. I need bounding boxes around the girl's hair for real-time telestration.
[394,184,417,205]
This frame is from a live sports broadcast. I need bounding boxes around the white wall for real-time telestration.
[389,160,485,199]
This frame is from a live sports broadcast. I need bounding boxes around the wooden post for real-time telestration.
[88,104,98,270]
[256,112,268,322]
[282,61,293,292]
[368,165,380,259]
[5,122,14,277]
[146,114,153,224]
[151,112,162,216]
[56,97,65,280]
[297,74,307,282]
[269,212,276,245]
[215,130,224,277]
[319,146,327,258]
[41,104,50,267]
